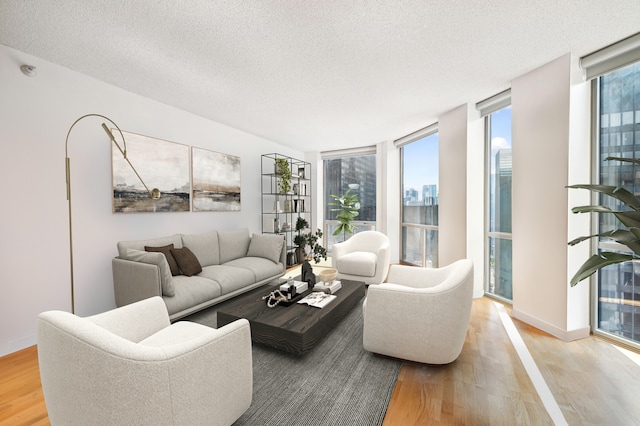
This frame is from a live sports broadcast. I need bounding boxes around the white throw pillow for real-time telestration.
[246,233,284,264]
[123,249,175,296]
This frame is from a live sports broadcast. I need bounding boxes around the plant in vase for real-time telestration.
[329,189,360,241]
[275,157,291,194]
[294,217,327,264]
[568,156,640,286]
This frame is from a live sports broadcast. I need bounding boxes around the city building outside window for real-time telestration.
[487,106,513,300]
[596,60,640,345]
[323,154,376,251]
[401,132,439,267]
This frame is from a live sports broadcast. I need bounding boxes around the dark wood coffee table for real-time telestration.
[217,279,365,355]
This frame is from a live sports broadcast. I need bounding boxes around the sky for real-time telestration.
[402,106,512,198]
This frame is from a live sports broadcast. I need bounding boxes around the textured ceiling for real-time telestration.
[1,1,639,152]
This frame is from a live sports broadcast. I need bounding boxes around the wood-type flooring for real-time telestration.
[3,297,640,425]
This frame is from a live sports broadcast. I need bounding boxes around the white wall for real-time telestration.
[438,105,468,266]
[511,53,590,340]
[466,104,486,298]
[381,141,401,265]
[0,45,302,356]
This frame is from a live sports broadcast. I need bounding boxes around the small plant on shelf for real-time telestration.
[294,217,327,264]
[275,157,291,194]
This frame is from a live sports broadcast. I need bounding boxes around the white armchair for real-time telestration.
[37,296,252,426]
[363,259,474,364]
[331,231,391,285]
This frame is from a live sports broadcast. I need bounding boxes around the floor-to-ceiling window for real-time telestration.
[595,60,640,345]
[486,106,513,300]
[398,127,439,267]
[323,152,376,252]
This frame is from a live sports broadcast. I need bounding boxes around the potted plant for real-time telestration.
[275,157,291,194]
[329,189,360,241]
[294,217,327,264]
[568,156,640,286]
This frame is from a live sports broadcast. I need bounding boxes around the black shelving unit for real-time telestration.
[261,153,311,267]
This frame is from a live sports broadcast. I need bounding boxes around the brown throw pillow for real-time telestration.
[171,247,202,277]
[145,244,180,276]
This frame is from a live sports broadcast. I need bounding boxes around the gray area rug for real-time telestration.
[186,297,401,426]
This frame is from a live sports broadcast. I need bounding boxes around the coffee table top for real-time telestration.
[217,279,365,354]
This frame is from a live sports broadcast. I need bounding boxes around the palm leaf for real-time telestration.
[570,252,638,286]
[567,184,640,211]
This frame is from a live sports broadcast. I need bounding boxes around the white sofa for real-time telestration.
[363,259,474,364]
[113,228,286,320]
[37,296,252,426]
[331,231,391,285]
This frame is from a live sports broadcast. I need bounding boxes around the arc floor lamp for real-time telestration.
[65,114,160,313]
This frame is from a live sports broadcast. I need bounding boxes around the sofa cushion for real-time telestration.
[145,244,181,276]
[336,251,377,277]
[226,257,285,282]
[117,234,182,257]
[199,265,255,294]
[123,249,175,297]
[246,233,284,264]
[218,228,251,264]
[181,230,220,267]
[171,247,203,276]
[163,275,222,317]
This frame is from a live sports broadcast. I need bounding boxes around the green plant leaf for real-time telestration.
[569,229,640,255]
[570,205,640,228]
[570,252,638,286]
[568,184,640,211]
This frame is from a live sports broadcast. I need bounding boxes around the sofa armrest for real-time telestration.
[112,257,162,308]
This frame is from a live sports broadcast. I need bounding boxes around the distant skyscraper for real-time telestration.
[404,188,418,205]
[422,184,438,206]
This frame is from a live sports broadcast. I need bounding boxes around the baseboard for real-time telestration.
[1,334,36,358]
[512,309,590,342]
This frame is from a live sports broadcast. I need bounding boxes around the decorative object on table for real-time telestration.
[262,289,289,308]
[279,279,309,296]
[567,156,640,286]
[192,147,240,212]
[262,280,309,307]
[313,280,342,294]
[319,268,338,284]
[301,260,317,286]
[112,130,188,213]
[297,291,336,308]
[66,114,160,313]
[293,217,327,264]
[275,157,291,194]
[329,189,360,242]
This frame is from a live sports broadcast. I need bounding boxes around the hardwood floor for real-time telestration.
[384,297,640,425]
[3,297,640,425]
[0,346,48,426]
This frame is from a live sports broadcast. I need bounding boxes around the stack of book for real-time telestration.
[313,281,342,294]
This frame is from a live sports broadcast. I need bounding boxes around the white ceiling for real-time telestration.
[1,1,639,152]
